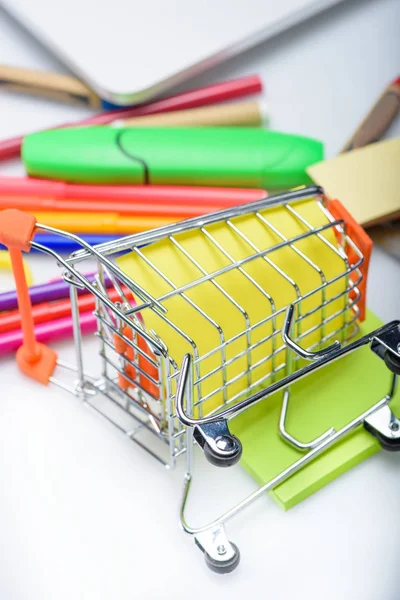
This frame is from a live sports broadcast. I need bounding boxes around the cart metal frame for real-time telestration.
[2,186,399,572]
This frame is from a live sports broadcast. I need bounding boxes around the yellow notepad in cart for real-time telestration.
[118,197,353,417]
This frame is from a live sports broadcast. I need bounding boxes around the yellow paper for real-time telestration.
[118,198,352,416]
[307,137,400,226]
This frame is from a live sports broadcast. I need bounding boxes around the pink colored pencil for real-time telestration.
[0,312,96,356]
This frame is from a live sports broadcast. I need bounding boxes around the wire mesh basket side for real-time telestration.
[111,197,362,421]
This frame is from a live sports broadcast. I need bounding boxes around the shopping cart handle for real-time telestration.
[282,304,341,361]
[176,353,199,428]
[176,321,400,430]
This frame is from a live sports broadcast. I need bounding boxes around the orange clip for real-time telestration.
[138,335,159,399]
[0,208,57,383]
[115,326,137,389]
[327,199,372,322]
[114,324,159,398]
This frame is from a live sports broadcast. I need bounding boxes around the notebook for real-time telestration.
[1,0,346,106]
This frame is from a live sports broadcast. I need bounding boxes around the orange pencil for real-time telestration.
[34,211,176,234]
[0,196,220,218]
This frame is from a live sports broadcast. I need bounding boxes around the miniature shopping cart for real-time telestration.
[1,186,399,574]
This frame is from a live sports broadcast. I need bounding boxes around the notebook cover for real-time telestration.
[307,137,400,226]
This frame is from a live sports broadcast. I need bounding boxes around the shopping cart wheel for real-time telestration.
[383,350,400,376]
[203,435,243,468]
[364,425,400,452]
[364,404,400,452]
[204,542,240,574]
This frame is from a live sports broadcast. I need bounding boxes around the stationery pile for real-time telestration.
[0,63,399,575]
[0,71,326,354]
[0,74,325,246]
[0,70,398,355]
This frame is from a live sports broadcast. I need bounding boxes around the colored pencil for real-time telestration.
[0,312,96,356]
[0,195,222,218]
[33,211,176,233]
[0,286,129,332]
[0,176,267,206]
[0,272,110,312]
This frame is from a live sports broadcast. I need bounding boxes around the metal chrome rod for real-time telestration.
[180,395,390,535]
[32,226,166,314]
[279,388,335,450]
[29,240,167,356]
[69,281,85,389]
[67,186,326,262]
[131,219,345,311]
[283,303,341,361]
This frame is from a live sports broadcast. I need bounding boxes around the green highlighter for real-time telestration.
[22,127,323,189]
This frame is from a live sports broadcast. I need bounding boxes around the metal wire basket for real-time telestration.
[1,186,399,573]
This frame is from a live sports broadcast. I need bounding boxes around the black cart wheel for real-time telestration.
[203,435,242,467]
[204,542,240,574]
[384,350,400,376]
[364,421,400,452]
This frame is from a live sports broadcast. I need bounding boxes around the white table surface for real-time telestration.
[0,1,400,599]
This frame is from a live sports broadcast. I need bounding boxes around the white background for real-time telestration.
[0,1,400,599]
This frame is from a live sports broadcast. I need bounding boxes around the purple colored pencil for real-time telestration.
[0,272,110,312]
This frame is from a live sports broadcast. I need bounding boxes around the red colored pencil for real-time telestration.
[0,75,262,161]
[0,286,130,333]
[0,176,267,207]
[0,196,223,218]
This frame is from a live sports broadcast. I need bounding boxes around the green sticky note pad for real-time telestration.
[231,310,400,510]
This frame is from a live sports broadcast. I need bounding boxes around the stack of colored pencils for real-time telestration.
[0,177,268,253]
[0,273,135,354]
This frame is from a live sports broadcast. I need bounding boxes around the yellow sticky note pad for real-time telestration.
[307,137,400,226]
[118,198,351,415]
